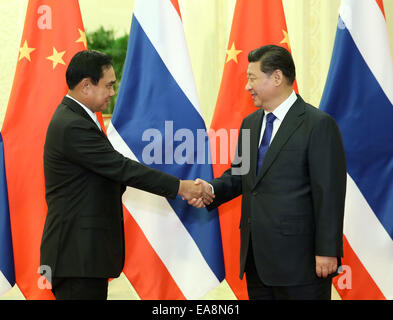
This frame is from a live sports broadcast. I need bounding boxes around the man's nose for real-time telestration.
[245,81,251,91]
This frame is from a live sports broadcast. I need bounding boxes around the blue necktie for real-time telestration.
[257,113,276,173]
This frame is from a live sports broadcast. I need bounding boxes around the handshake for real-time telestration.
[178,179,214,208]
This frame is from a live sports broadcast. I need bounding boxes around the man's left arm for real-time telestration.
[308,115,347,277]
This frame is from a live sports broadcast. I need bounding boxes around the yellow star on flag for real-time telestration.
[19,40,36,62]
[280,30,291,50]
[46,47,66,70]
[76,28,87,49]
[226,42,242,64]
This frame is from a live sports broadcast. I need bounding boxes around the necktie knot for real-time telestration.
[266,113,276,124]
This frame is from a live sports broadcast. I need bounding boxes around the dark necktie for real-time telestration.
[256,113,276,173]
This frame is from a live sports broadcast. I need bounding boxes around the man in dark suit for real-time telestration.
[40,50,212,300]
[191,45,346,299]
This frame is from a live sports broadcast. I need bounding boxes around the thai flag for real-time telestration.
[319,0,393,299]
[0,133,15,297]
[107,0,225,299]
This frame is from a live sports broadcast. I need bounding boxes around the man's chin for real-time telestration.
[99,104,109,112]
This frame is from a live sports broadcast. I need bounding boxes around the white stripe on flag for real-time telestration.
[344,174,393,299]
[133,0,202,117]
[340,0,393,105]
[107,123,220,299]
[0,271,12,297]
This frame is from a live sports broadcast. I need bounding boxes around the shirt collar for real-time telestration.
[268,90,297,121]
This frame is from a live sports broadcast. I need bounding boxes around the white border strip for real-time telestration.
[133,0,202,118]
[344,174,393,299]
[107,123,220,299]
[340,0,393,106]
[0,271,12,297]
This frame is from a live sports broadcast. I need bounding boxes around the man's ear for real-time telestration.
[273,69,284,86]
[80,78,90,94]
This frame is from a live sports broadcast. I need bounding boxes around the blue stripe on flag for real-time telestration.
[320,19,393,239]
[0,132,15,289]
[112,16,224,280]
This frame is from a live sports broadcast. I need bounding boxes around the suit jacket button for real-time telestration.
[252,191,258,196]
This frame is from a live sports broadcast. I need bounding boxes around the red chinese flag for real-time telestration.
[210,0,297,299]
[1,0,100,299]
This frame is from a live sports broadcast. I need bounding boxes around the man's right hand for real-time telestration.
[178,179,214,205]
[187,178,214,208]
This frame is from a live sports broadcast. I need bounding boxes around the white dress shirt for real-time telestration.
[66,94,102,131]
[258,90,297,147]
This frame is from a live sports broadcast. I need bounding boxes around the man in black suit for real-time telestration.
[191,45,346,300]
[40,50,213,300]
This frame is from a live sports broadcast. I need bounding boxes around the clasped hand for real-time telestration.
[178,178,214,208]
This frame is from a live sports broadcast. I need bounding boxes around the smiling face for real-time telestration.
[245,61,277,110]
[245,45,296,112]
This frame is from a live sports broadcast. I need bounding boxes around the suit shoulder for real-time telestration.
[48,103,91,131]
[303,102,337,125]
[300,107,342,143]
[47,104,67,131]
[50,103,75,123]
[242,109,262,124]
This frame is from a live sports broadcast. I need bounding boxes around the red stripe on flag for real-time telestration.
[333,235,385,299]
[122,206,185,299]
[375,0,385,17]
[170,0,182,19]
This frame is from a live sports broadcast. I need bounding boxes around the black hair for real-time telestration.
[66,50,113,89]
[248,45,296,84]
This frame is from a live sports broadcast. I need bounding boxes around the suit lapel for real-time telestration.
[248,109,264,186]
[254,97,306,187]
